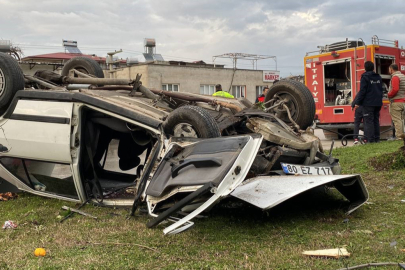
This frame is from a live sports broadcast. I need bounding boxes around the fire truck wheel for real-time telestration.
[61,57,104,78]
[163,105,221,138]
[265,80,315,129]
[0,53,24,115]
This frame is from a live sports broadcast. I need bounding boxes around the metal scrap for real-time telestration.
[302,248,350,258]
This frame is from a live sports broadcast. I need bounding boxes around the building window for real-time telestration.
[256,86,269,98]
[162,84,179,92]
[0,158,78,199]
[232,85,246,98]
[200,85,215,95]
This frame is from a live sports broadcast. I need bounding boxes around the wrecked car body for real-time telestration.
[0,54,368,234]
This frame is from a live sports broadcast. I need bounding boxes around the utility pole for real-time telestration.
[107,49,123,78]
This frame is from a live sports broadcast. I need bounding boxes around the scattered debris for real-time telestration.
[343,218,350,223]
[0,192,18,201]
[302,248,350,258]
[353,229,373,235]
[336,262,404,270]
[401,200,405,203]
[390,240,397,247]
[23,210,34,217]
[2,220,17,229]
[400,249,405,253]
[61,206,97,220]
[60,200,90,223]
[34,248,46,257]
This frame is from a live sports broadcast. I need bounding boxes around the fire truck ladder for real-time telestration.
[354,38,367,95]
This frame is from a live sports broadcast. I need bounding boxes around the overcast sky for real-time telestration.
[1,0,405,76]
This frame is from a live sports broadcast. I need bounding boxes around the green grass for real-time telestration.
[1,141,405,269]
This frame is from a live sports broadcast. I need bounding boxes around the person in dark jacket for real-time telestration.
[351,61,383,143]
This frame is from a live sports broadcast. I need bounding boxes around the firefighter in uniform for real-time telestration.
[352,61,383,143]
[255,86,269,103]
[212,84,234,98]
[388,64,405,139]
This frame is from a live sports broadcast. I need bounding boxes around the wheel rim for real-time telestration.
[173,123,198,138]
[0,68,5,96]
[273,91,300,122]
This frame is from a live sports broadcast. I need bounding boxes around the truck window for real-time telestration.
[324,60,351,106]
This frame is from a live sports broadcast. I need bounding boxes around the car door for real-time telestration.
[0,99,79,202]
[145,134,263,234]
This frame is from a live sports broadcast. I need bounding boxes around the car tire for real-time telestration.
[265,80,315,129]
[163,105,221,138]
[61,56,104,78]
[0,52,25,115]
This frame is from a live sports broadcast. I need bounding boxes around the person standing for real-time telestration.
[351,61,383,143]
[255,86,269,103]
[387,64,405,139]
[351,104,364,145]
[212,84,234,98]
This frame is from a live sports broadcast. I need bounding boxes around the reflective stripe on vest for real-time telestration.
[390,71,405,100]
[212,91,235,98]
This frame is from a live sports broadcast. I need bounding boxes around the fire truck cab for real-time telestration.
[304,36,405,139]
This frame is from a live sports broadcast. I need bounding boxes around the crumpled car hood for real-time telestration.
[231,174,368,215]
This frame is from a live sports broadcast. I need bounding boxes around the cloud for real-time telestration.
[1,0,405,76]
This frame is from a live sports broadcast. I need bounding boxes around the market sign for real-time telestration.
[263,70,280,82]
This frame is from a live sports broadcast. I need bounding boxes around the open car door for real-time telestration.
[145,134,368,235]
[0,100,79,201]
[145,134,263,235]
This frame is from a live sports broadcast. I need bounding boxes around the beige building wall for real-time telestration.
[110,64,272,102]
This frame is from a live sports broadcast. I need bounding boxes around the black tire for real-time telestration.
[265,80,315,129]
[163,105,221,138]
[0,52,24,115]
[61,56,104,78]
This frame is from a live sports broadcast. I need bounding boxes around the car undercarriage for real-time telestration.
[0,53,368,234]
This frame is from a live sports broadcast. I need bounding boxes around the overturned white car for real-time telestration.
[0,53,368,234]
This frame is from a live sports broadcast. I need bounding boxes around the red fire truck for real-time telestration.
[304,35,405,139]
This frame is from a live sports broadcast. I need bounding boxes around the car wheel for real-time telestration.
[0,53,24,115]
[163,105,221,138]
[265,80,315,129]
[61,56,104,78]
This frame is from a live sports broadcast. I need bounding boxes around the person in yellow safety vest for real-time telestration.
[212,84,234,98]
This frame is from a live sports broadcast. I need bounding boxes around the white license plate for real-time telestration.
[281,163,333,175]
